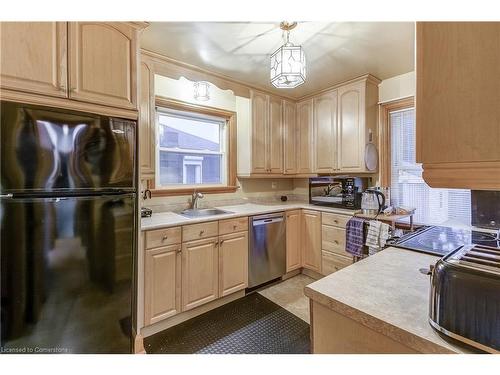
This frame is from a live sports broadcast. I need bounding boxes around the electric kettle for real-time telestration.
[361,188,386,215]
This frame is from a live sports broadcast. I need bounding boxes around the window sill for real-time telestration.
[151,186,239,197]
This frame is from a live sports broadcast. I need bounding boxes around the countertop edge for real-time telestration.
[304,285,456,354]
[140,203,357,231]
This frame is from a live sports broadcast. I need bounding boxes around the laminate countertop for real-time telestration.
[304,247,472,354]
[141,202,357,231]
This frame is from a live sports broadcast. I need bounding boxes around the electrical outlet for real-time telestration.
[271,181,277,189]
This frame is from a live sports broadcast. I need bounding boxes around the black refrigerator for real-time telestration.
[0,101,137,353]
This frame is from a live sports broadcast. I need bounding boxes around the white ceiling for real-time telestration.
[141,22,415,98]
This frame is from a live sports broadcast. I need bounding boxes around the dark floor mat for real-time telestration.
[144,293,310,354]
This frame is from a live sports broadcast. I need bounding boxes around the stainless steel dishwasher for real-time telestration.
[248,212,286,288]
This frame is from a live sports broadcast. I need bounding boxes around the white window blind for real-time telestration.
[390,108,471,226]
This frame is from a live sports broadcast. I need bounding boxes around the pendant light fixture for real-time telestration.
[270,21,306,89]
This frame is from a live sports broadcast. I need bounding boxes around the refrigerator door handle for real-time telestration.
[0,194,13,199]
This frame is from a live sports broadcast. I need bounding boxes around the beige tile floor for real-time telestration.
[258,274,316,323]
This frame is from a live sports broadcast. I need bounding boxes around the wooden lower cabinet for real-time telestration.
[219,231,248,297]
[286,210,301,272]
[321,251,353,276]
[301,210,322,273]
[144,245,181,325]
[181,237,219,311]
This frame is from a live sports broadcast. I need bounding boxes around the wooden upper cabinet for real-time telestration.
[301,210,322,273]
[251,90,268,174]
[268,96,283,173]
[283,100,297,174]
[337,78,378,173]
[296,99,314,174]
[139,58,155,179]
[286,210,301,272]
[250,90,283,174]
[416,22,500,189]
[314,90,338,173]
[219,231,248,297]
[0,22,68,97]
[181,237,219,311]
[68,22,138,110]
[338,81,364,172]
[144,245,181,325]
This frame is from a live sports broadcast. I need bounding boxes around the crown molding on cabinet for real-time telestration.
[296,73,381,102]
[140,48,382,103]
[141,48,296,101]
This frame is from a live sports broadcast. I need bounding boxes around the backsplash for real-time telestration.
[141,178,309,213]
[471,190,500,229]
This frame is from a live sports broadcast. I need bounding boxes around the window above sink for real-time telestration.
[152,97,238,196]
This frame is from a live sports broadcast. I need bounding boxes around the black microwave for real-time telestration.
[309,177,367,209]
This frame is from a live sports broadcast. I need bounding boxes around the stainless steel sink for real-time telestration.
[179,208,232,218]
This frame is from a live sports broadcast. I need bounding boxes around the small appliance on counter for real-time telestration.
[360,187,386,215]
[309,177,367,210]
[141,207,153,218]
[427,244,500,353]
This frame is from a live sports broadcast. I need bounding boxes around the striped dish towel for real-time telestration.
[345,217,365,257]
[366,220,390,255]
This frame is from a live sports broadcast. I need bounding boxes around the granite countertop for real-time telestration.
[141,202,358,230]
[304,247,471,354]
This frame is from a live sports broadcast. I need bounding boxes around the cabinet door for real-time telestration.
[68,22,137,109]
[219,231,248,297]
[283,100,297,174]
[0,22,67,97]
[268,96,283,173]
[301,210,322,273]
[144,244,181,325]
[181,237,219,311]
[314,90,338,173]
[286,210,301,272]
[139,59,155,179]
[416,22,500,189]
[338,81,365,172]
[251,90,269,173]
[296,99,314,174]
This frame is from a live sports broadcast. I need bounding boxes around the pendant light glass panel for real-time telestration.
[270,44,306,88]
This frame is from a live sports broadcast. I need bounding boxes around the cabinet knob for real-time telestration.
[199,230,205,236]
[334,240,339,245]
[177,247,182,253]
[233,224,237,230]
[219,240,224,246]
[162,235,168,241]
[334,219,339,224]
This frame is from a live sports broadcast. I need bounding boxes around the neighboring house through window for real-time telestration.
[154,99,237,195]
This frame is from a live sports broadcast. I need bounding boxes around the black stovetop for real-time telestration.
[393,225,500,256]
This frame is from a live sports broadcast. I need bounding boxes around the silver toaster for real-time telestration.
[429,244,500,353]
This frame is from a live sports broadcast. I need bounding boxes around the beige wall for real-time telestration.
[378,71,415,103]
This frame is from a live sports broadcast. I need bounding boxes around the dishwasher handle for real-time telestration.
[252,215,284,226]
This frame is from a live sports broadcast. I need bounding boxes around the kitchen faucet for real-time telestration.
[190,191,204,209]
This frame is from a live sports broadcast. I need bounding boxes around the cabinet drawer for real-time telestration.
[219,217,248,235]
[182,221,219,242]
[322,212,351,228]
[145,227,181,249]
[322,225,350,257]
[321,251,353,276]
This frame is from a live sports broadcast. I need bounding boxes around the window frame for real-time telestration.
[151,97,238,197]
[379,96,415,187]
